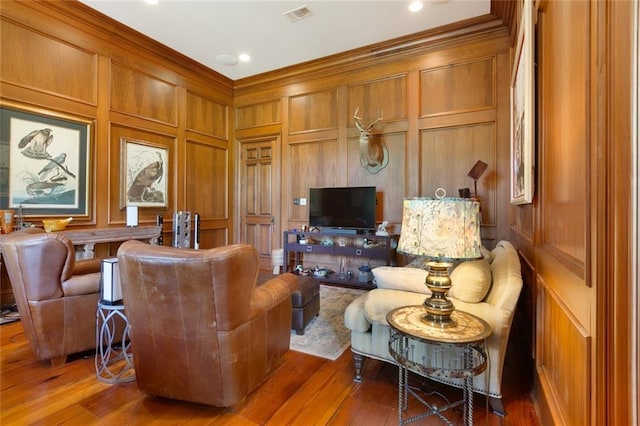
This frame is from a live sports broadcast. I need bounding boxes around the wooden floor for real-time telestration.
[0,320,539,425]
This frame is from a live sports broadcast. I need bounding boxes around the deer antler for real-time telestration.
[353,107,365,133]
[353,107,383,133]
[367,114,383,132]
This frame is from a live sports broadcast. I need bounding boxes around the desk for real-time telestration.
[386,306,491,425]
[95,302,135,384]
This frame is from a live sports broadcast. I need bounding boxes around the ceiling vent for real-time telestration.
[284,5,313,22]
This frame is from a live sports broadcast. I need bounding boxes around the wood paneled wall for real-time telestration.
[0,0,234,260]
[234,22,512,256]
[507,0,636,424]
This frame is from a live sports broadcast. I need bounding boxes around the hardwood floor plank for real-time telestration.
[0,319,539,425]
[266,351,354,425]
[241,350,326,423]
[26,403,100,425]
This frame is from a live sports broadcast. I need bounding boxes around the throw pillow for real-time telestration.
[480,245,493,263]
[448,259,492,303]
[372,266,430,295]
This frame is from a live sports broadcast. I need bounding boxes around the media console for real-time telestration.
[283,230,398,289]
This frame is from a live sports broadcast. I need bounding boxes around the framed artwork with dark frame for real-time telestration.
[120,138,168,208]
[510,0,535,205]
[0,106,91,217]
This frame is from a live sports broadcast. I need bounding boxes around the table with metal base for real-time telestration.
[95,302,135,384]
[387,306,491,426]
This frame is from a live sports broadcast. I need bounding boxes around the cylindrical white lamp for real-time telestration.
[126,206,139,227]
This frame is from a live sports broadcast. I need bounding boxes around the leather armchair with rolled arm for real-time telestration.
[117,240,298,408]
[0,228,101,365]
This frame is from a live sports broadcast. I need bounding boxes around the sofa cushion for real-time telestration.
[364,289,429,325]
[448,259,492,303]
[372,266,430,294]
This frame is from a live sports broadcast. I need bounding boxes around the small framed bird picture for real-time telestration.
[120,138,168,208]
[0,106,91,217]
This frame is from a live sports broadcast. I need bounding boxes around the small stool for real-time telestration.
[271,248,284,274]
[291,276,320,335]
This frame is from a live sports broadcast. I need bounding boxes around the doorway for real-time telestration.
[238,136,281,269]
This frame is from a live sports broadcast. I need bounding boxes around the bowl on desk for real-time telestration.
[42,217,73,232]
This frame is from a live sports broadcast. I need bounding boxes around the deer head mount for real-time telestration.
[353,108,388,174]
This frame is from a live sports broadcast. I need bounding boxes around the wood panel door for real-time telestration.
[239,137,280,269]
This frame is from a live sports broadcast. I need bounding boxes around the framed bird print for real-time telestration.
[120,138,168,208]
[0,106,91,217]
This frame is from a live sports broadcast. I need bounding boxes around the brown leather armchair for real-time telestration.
[0,228,101,365]
[117,240,298,408]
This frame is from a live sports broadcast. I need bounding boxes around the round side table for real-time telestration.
[95,302,135,384]
[386,305,491,426]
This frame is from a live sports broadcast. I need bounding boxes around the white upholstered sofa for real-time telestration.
[344,240,523,414]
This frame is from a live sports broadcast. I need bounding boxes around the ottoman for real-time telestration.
[291,275,320,335]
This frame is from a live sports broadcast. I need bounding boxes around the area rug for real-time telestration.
[289,284,366,361]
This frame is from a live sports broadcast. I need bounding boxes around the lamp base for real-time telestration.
[422,261,457,328]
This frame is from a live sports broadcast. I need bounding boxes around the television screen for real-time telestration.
[308,186,376,231]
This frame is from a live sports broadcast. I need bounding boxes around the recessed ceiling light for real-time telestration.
[144,0,159,5]
[238,53,251,63]
[409,1,423,12]
[216,54,238,66]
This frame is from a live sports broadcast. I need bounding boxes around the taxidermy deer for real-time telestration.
[353,108,388,174]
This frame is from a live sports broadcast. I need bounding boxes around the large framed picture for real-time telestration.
[120,138,168,208]
[510,0,535,205]
[0,107,91,217]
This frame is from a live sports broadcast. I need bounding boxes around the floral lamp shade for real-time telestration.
[397,197,482,261]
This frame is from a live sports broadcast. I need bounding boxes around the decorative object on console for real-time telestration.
[156,214,163,245]
[358,265,373,283]
[193,212,200,249]
[375,220,389,236]
[1,209,16,233]
[42,216,72,232]
[125,205,138,227]
[397,193,482,327]
[172,211,191,248]
[353,108,387,174]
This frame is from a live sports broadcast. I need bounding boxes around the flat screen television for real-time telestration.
[308,186,376,231]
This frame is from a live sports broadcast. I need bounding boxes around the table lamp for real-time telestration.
[397,195,482,327]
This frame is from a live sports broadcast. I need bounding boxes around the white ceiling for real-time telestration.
[80,0,490,81]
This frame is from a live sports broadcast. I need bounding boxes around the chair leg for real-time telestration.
[229,395,247,412]
[489,397,505,416]
[49,355,67,367]
[352,352,364,383]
